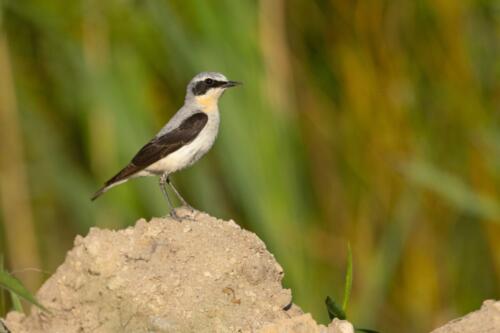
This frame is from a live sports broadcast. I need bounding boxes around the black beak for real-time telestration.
[223,80,242,88]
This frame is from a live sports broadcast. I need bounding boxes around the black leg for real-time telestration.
[167,176,190,207]
[159,173,174,209]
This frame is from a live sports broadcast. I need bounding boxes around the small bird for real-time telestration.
[91,72,241,210]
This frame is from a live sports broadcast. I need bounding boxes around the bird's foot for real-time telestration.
[168,208,182,221]
[169,205,199,221]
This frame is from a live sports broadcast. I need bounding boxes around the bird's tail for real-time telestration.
[91,163,140,201]
[91,179,128,201]
[91,186,108,201]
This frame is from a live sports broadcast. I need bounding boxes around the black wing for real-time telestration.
[102,112,208,187]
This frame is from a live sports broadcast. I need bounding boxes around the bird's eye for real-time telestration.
[205,78,213,85]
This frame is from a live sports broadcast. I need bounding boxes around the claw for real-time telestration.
[169,208,182,221]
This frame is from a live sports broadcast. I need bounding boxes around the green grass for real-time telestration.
[325,245,379,332]
[0,256,44,315]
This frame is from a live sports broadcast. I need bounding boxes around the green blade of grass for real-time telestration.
[342,242,353,312]
[404,161,500,221]
[0,271,45,312]
[9,292,22,313]
[356,329,381,333]
[325,296,346,320]
[0,256,5,316]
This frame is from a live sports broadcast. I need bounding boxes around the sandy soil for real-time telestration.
[3,207,494,332]
[2,208,323,332]
[430,300,500,333]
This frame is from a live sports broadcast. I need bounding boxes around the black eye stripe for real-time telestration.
[211,80,226,87]
[192,79,226,96]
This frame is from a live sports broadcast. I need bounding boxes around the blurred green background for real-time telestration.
[0,0,499,332]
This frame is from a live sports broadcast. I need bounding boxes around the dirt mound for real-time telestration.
[430,300,500,333]
[4,208,303,332]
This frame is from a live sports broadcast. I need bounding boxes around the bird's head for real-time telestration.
[185,72,241,109]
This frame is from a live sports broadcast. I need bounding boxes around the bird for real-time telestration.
[91,72,241,211]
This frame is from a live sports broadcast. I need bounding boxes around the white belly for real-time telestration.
[142,112,219,176]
